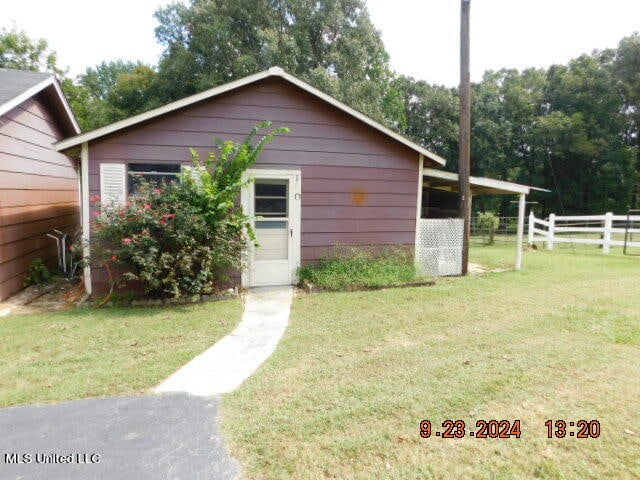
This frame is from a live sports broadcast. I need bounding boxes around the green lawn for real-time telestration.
[223,245,640,479]
[0,300,242,407]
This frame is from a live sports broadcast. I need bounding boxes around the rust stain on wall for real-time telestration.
[351,187,368,206]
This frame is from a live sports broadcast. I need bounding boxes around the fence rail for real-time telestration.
[470,216,523,244]
[527,212,640,253]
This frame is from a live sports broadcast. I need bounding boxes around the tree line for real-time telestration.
[1,0,638,216]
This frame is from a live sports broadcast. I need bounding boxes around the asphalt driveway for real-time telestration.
[0,393,238,480]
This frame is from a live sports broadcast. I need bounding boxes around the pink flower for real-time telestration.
[118,210,126,216]
[153,189,161,194]
[159,220,167,225]
[122,238,132,244]
[89,195,101,203]
[111,255,118,261]
[144,204,152,210]
[92,211,100,217]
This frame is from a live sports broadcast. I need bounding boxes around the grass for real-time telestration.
[298,246,425,291]
[223,244,640,479]
[0,299,242,407]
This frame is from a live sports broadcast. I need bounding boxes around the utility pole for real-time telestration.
[458,0,471,275]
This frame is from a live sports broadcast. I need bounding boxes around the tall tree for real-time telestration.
[72,61,160,130]
[539,52,635,213]
[614,33,640,207]
[0,27,62,73]
[153,0,403,125]
[394,76,459,165]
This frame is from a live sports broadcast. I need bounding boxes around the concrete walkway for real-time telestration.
[156,286,293,396]
[0,394,238,480]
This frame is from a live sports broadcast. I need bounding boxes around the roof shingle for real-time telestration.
[0,68,52,108]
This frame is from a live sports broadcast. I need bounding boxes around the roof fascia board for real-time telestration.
[54,69,273,151]
[0,76,54,117]
[54,67,445,166]
[0,75,80,135]
[52,77,81,134]
[273,69,446,166]
[423,167,534,195]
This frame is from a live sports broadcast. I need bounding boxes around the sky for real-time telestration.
[2,0,640,86]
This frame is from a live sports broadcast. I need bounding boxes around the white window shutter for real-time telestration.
[100,163,126,208]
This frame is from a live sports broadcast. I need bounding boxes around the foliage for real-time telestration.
[65,61,161,131]
[476,211,500,245]
[24,258,53,286]
[396,41,639,216]
[0,27,62,73]
[298,246,421,291]
[393,76,459,164]
[153,0,403,126]
[92,122,287,298]
[7,19,639,216]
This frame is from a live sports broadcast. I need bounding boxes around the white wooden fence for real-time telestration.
[528,212,640,253]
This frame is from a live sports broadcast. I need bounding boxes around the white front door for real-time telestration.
[242,169,301,287]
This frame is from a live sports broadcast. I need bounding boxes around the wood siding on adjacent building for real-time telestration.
[87,78,420,289]
[0,95,79,300]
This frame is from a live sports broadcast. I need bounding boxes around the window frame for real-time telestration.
[126,163,182,196]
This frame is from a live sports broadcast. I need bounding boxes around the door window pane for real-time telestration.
[255,198,287,216]
[255,182,287,197]
[255,220,288,229]
[254,179,287,217]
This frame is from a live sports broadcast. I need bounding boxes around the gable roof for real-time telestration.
[0,68,80,135]
[54,67,446,166]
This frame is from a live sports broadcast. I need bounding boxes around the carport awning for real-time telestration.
[423,168,549,195]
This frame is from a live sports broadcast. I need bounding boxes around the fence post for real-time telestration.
[528,211,535,246]
[547,214,555,250]
[603,212,613,254]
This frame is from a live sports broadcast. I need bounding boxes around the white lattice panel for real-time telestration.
[416,219,464,277]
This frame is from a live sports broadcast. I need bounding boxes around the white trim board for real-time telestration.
[80,142,92,295]
[423,167,549,195]
[0,75,80,134]
[241,168,302,288]
[54,67,445,166]
[0,77,54,118]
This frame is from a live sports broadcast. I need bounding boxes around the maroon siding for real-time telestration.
[0,96,79,300]
[87,78,420,289]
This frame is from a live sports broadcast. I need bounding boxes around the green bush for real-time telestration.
[92,122,288,298]
[24,258,53,286]
[298,246,421,291]
[477,211,500,245]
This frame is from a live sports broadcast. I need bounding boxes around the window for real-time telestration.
[128,163,181,195]
[254,180,288,218]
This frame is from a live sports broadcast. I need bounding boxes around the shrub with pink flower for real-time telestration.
[90,122,288,298]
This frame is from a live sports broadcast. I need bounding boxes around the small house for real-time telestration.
[55,67,536,294]
[0,69,80,300]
